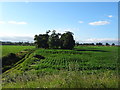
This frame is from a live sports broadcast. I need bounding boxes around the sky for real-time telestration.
[0,0,119,2]
[0,2,118,44]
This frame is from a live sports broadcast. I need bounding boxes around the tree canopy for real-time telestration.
[34,30,75,49]
[34,32,49,48]
[48,30,61,49]
[60,31,75,49]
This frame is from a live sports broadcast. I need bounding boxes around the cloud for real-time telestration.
[78,21,84,23]
[8,21,27,24]
[89,21,110,26]
[0,21,5,24]
[1,36,33,42]
[108,15,113,18]
[50,28,79,34]
[0,35,34,42]
[0,33,34,42]
[25,0,29,3]
[17,22,27,24]
[85,38,118,42]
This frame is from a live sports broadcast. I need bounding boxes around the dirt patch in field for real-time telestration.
[20,51,28,53]
[33,55,45,59]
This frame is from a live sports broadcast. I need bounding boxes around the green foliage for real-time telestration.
[106,43,110,46]
[2,45,35,57]
[34,30,75,49]
[2,46,118,88]
[34,34,49,48]
[96,42,103,46]
[48,30,60,49]
[2,70,118,88]
[2,53,20,66]
[2,45,35,72]
[60,31,75,49]
[112,43,115,46]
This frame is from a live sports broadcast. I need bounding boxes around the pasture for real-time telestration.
[2,46,119,88]
[1,45,35,57]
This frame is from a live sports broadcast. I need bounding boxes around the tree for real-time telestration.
[60,31,75,49]
[34,35,40,48]
[75,42,79,46]
[48,30,60,49]
[42,34,49,48]
[34,31,50,48]
[106,43,110,46]
[112,43,115,46]
[96,42,103,46]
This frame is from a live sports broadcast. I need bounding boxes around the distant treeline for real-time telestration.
[1,41,34,46]
[1,41,116,46]
[75,42,116,46]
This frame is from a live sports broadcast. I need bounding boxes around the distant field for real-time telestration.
[2,46,119,88]
[1,45,35,57]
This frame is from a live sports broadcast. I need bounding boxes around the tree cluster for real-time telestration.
[96,42,103,46]
[34,30,75,49]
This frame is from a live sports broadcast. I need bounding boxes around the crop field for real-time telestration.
[2,46,119,88]
[1,45,35,57]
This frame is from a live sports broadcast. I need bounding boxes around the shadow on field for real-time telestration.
[33,55,45,59]
[75,49,108,52]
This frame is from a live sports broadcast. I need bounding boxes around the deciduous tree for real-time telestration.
[60,31,75,49]
[48,30,60,49]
